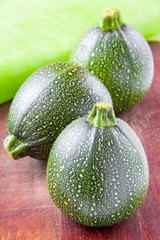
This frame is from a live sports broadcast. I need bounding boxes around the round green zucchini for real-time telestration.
[70,8,154,113]
[3,62,112,161]
[47,102,149,227]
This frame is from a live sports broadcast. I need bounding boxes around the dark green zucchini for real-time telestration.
[70,8,154,113]
[3,62,112,161]
[47,102,149,227]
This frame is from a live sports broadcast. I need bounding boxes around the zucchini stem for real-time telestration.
[87,102,116,127]
[100,8,123,31]
[3,134,28,160]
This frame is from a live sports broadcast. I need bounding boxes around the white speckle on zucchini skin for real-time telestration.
[7,62,112,160]
[70,24,154,113]
[47,117,149,227]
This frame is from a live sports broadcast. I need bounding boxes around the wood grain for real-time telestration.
[0,42,160,240]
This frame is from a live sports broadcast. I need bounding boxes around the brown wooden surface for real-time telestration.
[0,42,160,240]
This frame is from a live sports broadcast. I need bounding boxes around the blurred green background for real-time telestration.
[0,0,160,104]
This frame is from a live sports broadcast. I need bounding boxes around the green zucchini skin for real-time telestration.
[47,112,149,227]
[5,62,112,160]
[70,23,154,113]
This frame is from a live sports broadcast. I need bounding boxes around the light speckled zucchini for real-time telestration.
[47,102,149,227]
[70,8,154,112]
[3,62,112,160]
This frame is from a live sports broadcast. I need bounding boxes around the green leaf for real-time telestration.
[0,0,159,104]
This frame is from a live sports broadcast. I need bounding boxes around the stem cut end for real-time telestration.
[100,8,123,31]
[3,134,28,160]
[95,102,112,110]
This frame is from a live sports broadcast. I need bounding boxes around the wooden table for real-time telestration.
[0,43,160,240]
